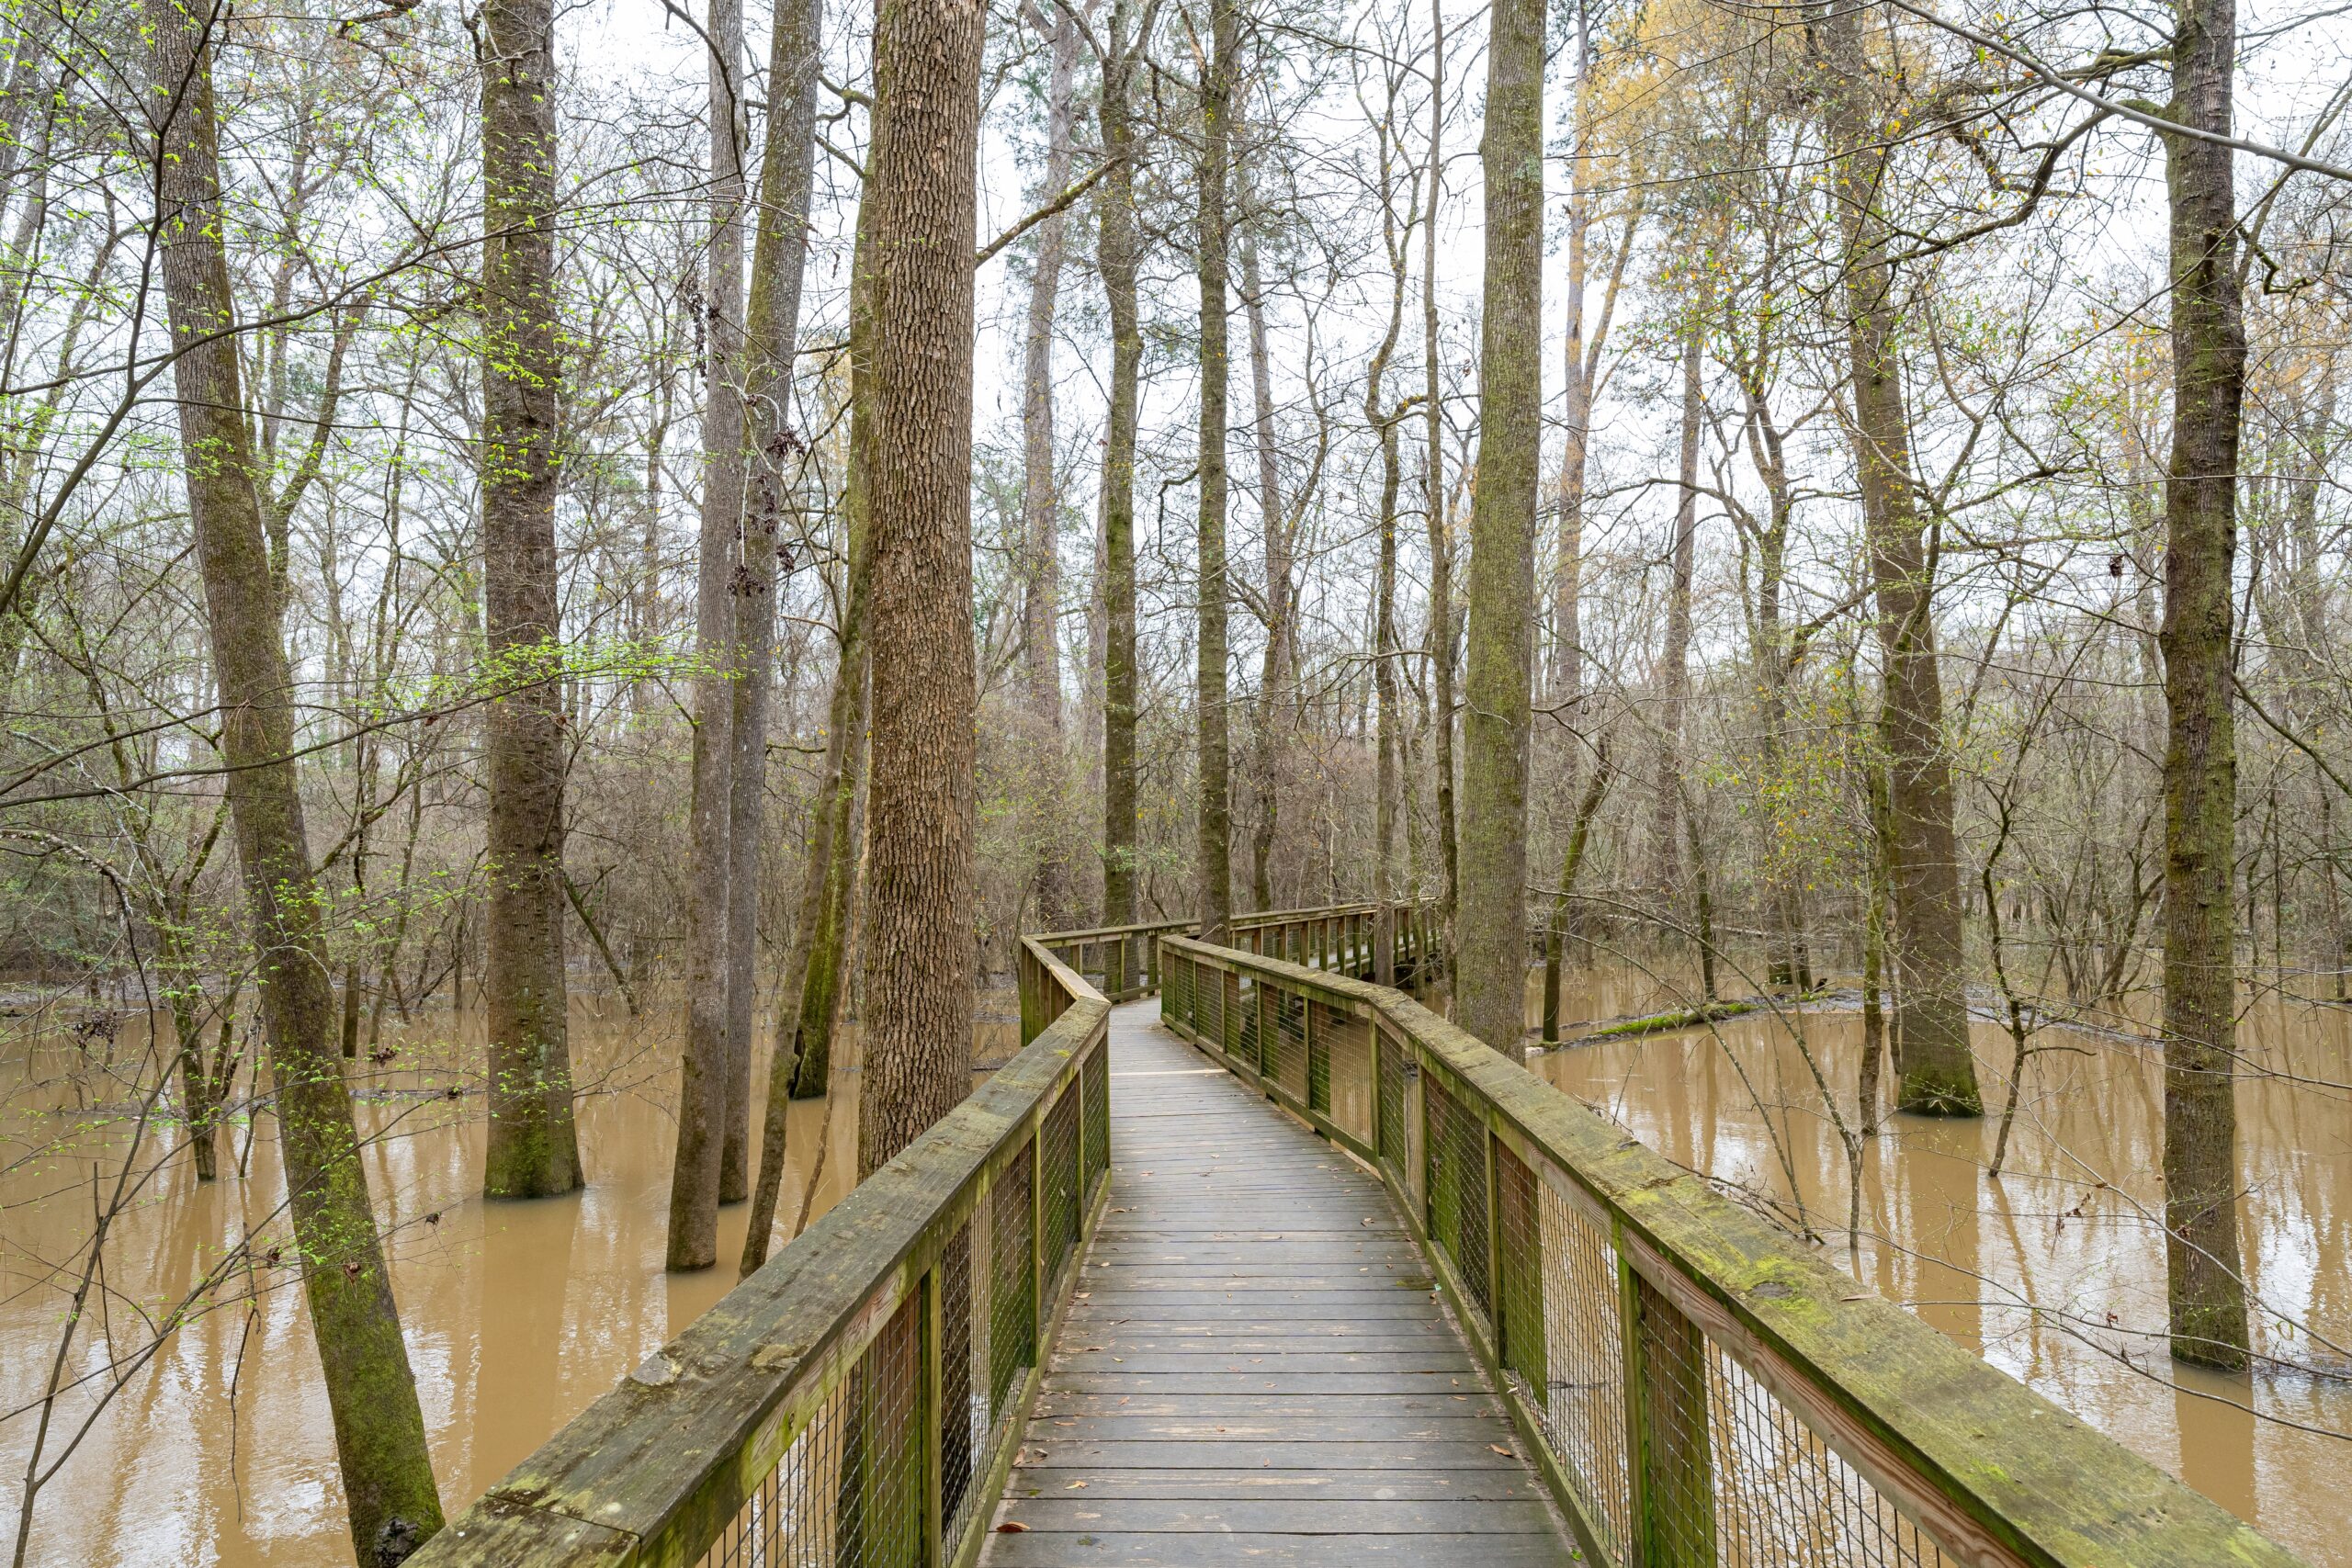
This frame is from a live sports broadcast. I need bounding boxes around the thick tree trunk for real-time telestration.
[2157,0,2251,1370]
[1019,6,1078,923]
[1812,0,1978,1115]
[478,0,582,1199]
[1098,1,1142,930]
[733,0,822,1268]
[854,0,985,1176]
[1454,0,1543,1054]
[1193,0,1237,943]
[143,6,444,1556]
[667,0,750,1268]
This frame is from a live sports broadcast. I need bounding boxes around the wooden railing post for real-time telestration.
[1620,1243,1718,1568]
[921,1262,944,1567]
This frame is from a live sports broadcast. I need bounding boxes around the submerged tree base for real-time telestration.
[1897,1065,1984,1117]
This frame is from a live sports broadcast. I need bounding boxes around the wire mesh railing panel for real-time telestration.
[1306,999,1332,1113]
[1197,963,1225,1055]
[1317,1001,1373,1138]
[1271,982,1309,1100]
[1422,1069,1492,1327]
[698,1335,854,1568]
[703,1295,925,1568]
[1041,1083,1083,1292]
[1631,1270,1719,1568]
[1082,1046,1110,1201]
[989,1143,1035,1417]
[939,1218,983,1551]
[1164,950,1192,1031]
[835,1292,924,1568]
[1526,1172,1633,1557]
[1704,1339,1951,1568]
[1376,1019,1407,1172]
[1233,971,1261,1072]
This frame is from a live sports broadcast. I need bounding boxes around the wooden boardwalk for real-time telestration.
[983,1000,1576,1565]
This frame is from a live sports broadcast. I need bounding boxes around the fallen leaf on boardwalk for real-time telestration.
[1066,1481,1089,1489]
[995,1522,1031,1533]
[1489,1444,1516,1457]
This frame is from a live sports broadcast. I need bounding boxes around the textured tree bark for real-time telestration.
[667,0,750,1268]
[786,198,880,1105]
[1242,218,1291,912]
[1454,0,1542,1055]
[1738,378,1814,993]
[479,0,582,1199]
[722,0,820,1209]
[1811,0,1978,1114]
[2157,0,2251,1370]
[854,0,985,1176]
[1549,0,1592,709]
[1018,4,1078,923]
[1193,0,1237,943]
[1654,320,1700,895]
[1367,135,1414,984]
[1421,0,1457,942]
[1097,0,1142,930]
[142,6,443,1556]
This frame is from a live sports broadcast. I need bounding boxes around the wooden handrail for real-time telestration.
[415,935,1115,1568]
[1154,933,2305,1568]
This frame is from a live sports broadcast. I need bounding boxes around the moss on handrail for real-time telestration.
[1158,933,2305,1568]
[413,955,1110,1568]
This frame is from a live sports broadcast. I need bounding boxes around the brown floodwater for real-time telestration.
[1521,957,2352,1565]
[0,994,1016,1567]
[6,959,2348,1565]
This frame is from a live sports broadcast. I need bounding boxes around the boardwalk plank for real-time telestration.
[981,999,1573,1567]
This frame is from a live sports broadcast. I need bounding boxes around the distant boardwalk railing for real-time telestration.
[412,933,1120,1568]
[1156,926,2303,1568]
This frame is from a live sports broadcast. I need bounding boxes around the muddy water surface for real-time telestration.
[0,997,1014,1567]
[1527,967,2352,1564]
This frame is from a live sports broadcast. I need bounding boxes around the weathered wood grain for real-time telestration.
[981,1002,1575,1566]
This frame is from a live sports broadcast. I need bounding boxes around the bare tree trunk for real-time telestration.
[477,0,582,1199]
[1549,0,1592,709]
[1367,118,1414,984]
[734,0,823,1268]
[1243,214,1290,912]
[786,200,880,1105]
[1811,0,1979,1115]
[142,6,443,1555]
[1541,756,1611,1043]
[667,0,749,1268]
[1193,0,1237,943]
[855,0,985,1175]
[1421,0,1457,945]
[1455,0,1543,1054]
[1654,318,1700,894]
[722,0,820,1209]
[2157,0,2251,1370]
[1018,4,1078,924]
[1098,0,1142,930]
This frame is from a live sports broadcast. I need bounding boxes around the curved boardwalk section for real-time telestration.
[984,999,1574,1565]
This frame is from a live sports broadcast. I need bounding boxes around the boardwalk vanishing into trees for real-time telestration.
[984,998,1574,1563]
